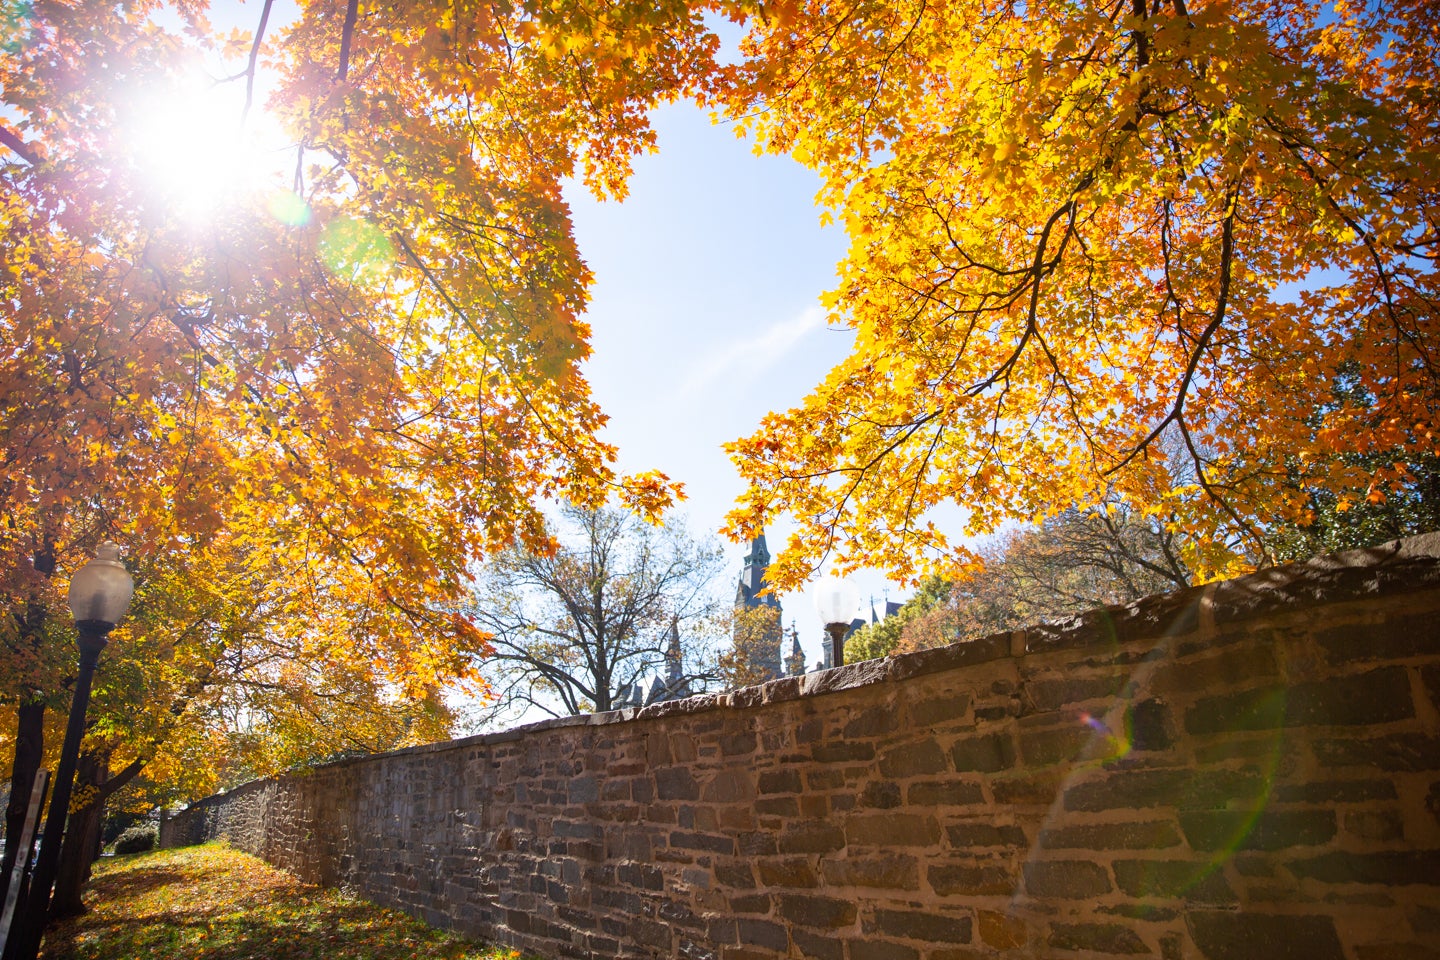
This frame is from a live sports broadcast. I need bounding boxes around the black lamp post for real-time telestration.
[813,571,858,668]
[7,543,132,960]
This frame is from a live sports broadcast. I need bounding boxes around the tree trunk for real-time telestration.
[0,540,57,907]
[49,751,108,919]
[0,699,46,907]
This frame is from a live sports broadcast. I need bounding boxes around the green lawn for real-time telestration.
[41,843,526,960]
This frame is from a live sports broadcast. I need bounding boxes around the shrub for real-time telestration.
[113,824,157,855]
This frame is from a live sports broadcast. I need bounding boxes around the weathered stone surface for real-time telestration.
[910,694,972,726]
[1022,860,1113,898]
[906,780,985,806]
[1186,912,1346,960]
[1112,859,1235,902]
[820,855,920,890]
[778,821,847,854]
[1178,809,1337,851]
[944,822,1027,848]
[846,941,918,960]
[870,909,972,943]
[1039,819,1182,850]
[1047,922,1149,954]
[878,741,948,778]
[1273,779,1398,803]
[950,732,1017,773]
[1185,668,1414,733]
[778,894,856,929]
[736,919,788,951]
[1063,768,1263,811]
[1317,611,1440,663]
[757,858,818,888]
[1287,850,1440,885]
[845,814,940,847]
[929,863,1016,897]
[1314,734,1440,771]
[976,910,1026,950]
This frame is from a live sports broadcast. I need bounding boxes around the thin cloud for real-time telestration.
[681,305,826,399]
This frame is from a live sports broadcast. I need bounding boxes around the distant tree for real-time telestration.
[717,605,784,690]
[468,507,726,720]
[854,499,1197,657]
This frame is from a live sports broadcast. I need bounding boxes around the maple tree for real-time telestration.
[716,0,1440,588]
[2,0,696,914]
[717,604,784,690]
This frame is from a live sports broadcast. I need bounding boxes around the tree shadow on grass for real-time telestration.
[40,848,509,960]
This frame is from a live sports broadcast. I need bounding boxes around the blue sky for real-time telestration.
[565,101,910,666]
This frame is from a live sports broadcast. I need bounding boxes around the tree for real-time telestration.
[717,605,784,690]
[468,507,727,720]
[3,0,688,918]
[717,0,1440,589]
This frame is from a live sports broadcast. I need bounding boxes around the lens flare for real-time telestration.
[318,216,395,281]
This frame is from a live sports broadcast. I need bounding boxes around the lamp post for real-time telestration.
[9,543,132,960]
[813,571,859,668]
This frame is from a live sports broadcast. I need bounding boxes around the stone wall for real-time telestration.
[162,535,1440,959]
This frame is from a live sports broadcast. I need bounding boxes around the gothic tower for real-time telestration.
[733,531,784,681]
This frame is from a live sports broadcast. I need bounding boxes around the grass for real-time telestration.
[41,843,526,960]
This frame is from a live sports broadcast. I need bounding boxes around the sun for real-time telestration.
[122,71,282,221]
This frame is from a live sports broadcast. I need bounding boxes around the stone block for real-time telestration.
[813,742,877,763]
[731,893,773,915]
[1047,922,1149,954]
[1019,724,1094,766]
[1316,611,1440,663]
[1273,779,1398,803]
[715,863,757,889]
[977,910,1026,950]
[870,909,972,943]
[793,929,845,960]
[670,830,736,854]
[859,780,902,809]
[945,822,1027,848]
[1039,819,1181,850]
[1185,668,1414,734]
[1112,859,1235,902]
[990,772,1064,805]
[721,731,758,756]
[1314,734,1440,771]
[950,732,1017,773]
[906,780,985,806]
[656,767,699,801]
[779,821,847,854]
[755,796,800,817]
[1186,911,1345,960]
[1128,698,1173,751]
[844,706,900,738]
[1178,809,1336,851]
[737,918,789,951]
[847,941,918,960]
[758,858,819,888]
[1287,850,1440,885]
[702,771,755,803]
[820,855,920,890]
[779,894,857,928]
[1063,768,1263,812]
[911,693,972,726]
[879,741,949,778]
[845,813,940,847]
[929,863,1016,896]
[1022,860,1112,898]
[758,769,803,794]
[1025,675,1122,712]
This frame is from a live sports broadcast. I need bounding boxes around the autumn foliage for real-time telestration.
[1,0,1436,858]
